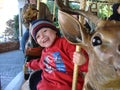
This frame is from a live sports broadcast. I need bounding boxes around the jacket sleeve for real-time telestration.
[26,58,41,70]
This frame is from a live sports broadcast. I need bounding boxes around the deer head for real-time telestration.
[56,0,120,89]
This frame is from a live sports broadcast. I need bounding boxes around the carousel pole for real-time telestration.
[52,0,56,21]
[37,0,40,19]
[79,0,86,24]
[72,0,86,90]
[108,3,111,19]
[72,46,80,90]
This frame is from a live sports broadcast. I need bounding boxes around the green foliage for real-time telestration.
[98,4,112,19]
[46,0,113,24]
[46,1,80,28]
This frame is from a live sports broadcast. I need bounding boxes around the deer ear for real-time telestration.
[58,10,86,45]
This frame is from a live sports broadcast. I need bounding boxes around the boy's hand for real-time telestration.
[73,52,86,66]
[25,62,29,67]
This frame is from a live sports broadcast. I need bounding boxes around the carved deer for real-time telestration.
[56,0,120,90]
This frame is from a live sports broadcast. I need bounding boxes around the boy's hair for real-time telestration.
[31,19,61,42]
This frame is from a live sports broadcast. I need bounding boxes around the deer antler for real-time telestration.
[55,0,99,25]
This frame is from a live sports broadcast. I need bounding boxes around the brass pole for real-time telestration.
[72,0,86,90]
[37,0,40,19]
[79,0,86,25]
[52,0,56,21]
[72,46,80,90]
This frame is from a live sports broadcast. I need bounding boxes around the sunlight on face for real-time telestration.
[36,28,57,48]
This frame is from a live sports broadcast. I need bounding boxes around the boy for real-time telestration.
[21,0,53,52]
[26,19,89,90]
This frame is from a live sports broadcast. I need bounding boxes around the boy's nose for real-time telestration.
[40,33,45,39]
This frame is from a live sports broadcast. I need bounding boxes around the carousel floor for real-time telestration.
[0,50,24,90]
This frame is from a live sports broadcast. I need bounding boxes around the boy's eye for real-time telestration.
[36,35,40,39]
[43,29,47,32]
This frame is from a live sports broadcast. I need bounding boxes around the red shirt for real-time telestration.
[27,37,89,90]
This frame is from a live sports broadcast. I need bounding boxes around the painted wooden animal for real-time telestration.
[56,0,120,90]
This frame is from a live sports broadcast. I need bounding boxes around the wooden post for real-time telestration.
[52,0,56,21]
[72,45,80,90]
[37,0,40,19]
[79,0,86,25]
[72,0,86,90]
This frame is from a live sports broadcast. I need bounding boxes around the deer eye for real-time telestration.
[92,36,102,46]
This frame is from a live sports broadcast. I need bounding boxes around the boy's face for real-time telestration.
[36,28,57,48]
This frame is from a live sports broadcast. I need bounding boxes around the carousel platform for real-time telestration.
[0,50,25,90]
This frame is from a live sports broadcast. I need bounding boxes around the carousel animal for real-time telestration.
[56,0,120,90]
